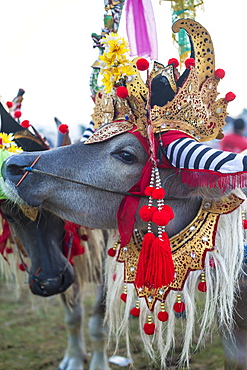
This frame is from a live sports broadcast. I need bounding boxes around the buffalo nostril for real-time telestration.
[7,164,26,176]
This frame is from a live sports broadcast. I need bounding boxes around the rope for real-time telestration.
[20,165,183,200]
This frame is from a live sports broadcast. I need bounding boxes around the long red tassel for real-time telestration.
[144,232,175,289]
[135,232,155,288]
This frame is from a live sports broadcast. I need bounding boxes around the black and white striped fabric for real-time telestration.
[80,121,95,142]
[165,137,247,174]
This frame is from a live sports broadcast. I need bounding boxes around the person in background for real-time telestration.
[220,118,247,153]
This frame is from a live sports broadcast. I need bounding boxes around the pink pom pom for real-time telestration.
[130,307,140,317]
[152,210,171,226]
[174,301,186,313]
[152,188,165,200]
[185,58,195,69]
[214,69,225,79]
[158,311,169,322]
[168,58,179,68]
[136,58,149,71]
[59,124,69,134]
[21,120,30,128]
[224,92,236,102]
[116,86,129,99]
[139,205,157,222]
[6,101,13,108]
[14,110,22,118]
[143,322,155,335]
[198,281,207,292]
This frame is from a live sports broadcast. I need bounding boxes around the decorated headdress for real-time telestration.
[86,19,245,336]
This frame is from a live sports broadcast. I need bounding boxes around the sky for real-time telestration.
[0,0,246,143]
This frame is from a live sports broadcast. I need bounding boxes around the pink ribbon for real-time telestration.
[126,0,158,60]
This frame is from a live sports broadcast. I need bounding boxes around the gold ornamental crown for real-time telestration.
[87,19,234,144]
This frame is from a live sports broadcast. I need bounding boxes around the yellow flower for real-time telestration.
[0,133,14,144]
[8,144,23,153]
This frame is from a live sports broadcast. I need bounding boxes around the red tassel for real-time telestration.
[144,322,155,335]
[174,301,186,313]
[198,281,207,292]
[130,307,140,317]
[108,247,116,257]
[158,311,169,322]
[135,232,156,288]
[120,293,127,302]
[144,233,175,289]
[19,263,27,271]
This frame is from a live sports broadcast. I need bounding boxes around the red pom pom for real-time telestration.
[214,69,225,79]
[168,58,179,68]
[139,205,157,222]
[19,263,27,271]
[120,293,127,303]
[198,281,207,292]
[162,205,174,220]
[136,58,149,71]
[21,120,30,128]
[152,209,171,226]
[174,301,186,313]
[143,322,155,335]
[6,101,13,108]
[116,86,129,99]
[14,110,22,118]
[158,311,169,322]
[130,307,140,317]
[152,188,166,200]
[243,219,247,229]
[185,58,195,69]
[81,234,89,241]
[108,247,116,257]
[144,186,154,196]
[5,247,13,254]
[59,124,69,134]
[224,92,236,102]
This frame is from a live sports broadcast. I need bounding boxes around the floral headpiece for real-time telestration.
[86,19,235,145]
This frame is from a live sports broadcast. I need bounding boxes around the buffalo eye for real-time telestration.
[112,151,135,164]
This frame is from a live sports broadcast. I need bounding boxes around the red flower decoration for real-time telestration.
[59,124,69,134]
[116,86,129,99]
[136,58,149,71]
[224,92,236,102]
[185,58,195,69]
[14,110,22,119]
[168,58,179,68]
[214,69,225,79]
[21,120,31,128]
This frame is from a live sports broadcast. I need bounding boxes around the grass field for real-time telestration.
[0,278,225,370]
